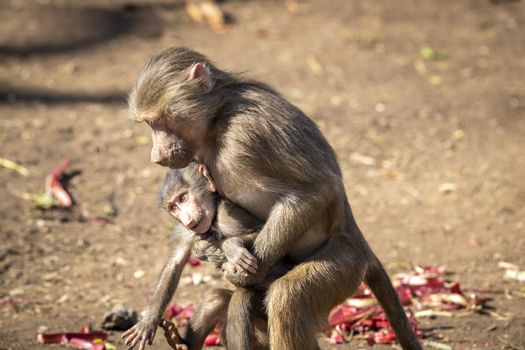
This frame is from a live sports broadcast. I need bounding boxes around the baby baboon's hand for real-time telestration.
[122,313,158,350]
[221,237,258,275]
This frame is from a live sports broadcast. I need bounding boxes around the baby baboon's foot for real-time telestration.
[159,319,188,350]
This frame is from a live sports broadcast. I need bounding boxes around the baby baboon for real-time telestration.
[123,161,287,350]
[127,47,423,350]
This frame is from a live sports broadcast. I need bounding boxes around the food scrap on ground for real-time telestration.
[0,157,29,176]
[159,266,488,347]
[35,157,74,209]
[185,0,229,33]
[328,266,487,346]
[499,261,525,282]
[187,256,201,267]
[162,302,222,346]
[45,157,73,207]
[0,297,25,306]
[37,324,114,350]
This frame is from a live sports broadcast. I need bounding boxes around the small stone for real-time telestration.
[350,152,376,166]
[374,102,386,113]
[133,270,145,279]
[192,273,203,285]
[57,294,69,304]
[439,183,457,194]
[9,288,24,296]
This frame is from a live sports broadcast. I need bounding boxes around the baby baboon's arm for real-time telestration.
[122,225,194,350]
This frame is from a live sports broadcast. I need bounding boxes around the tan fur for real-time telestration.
[156,163,284,350]
[182,288,232,350]
[130,47,423,350]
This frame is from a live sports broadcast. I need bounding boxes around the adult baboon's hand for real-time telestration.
[224,261,266,287]
[222,237,258,275]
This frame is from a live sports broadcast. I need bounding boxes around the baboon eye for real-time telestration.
[178,192,188,204]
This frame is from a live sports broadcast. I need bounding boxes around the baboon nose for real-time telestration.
[151,156,162,165]
[151,148,165,165]
[185,218,194,227]
[183,219,195,229]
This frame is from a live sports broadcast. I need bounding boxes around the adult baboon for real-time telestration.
[126,47,422,350]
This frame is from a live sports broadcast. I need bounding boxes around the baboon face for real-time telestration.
[129,48,217,169]
[148,116,206,169]
[158,162,217,234]
[166,185,216,234]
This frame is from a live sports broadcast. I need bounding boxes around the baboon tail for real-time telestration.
[364,257,423,350]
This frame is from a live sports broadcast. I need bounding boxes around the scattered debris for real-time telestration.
[286,0,300,13]
[414,309,453,318]
[185,0,229,33]
[452,129,466,140]
[350,152,376,166]
[483,324,498,332]
[163,302,196,328]
[426,340,453,350]
[327,266,487,345]
[37,324,110,350]
[187,257,201,267]
[504,269,525,282]
[57,294,69,304]
[0,157,29,176]
[0,297,25,306]
[90,217,113,226]
[429,75,442,86]
[35,157,74,209]
[203,329,221,346]
[101,305,138,331]
[419,46,444,61]
[93,339,116,350]
[374,102,386,113]
[161,266,485,347]
[45,157,73,207]
[306,55,324,75]
[163,302,221,345]
[157,266,493,347]
[192,273,203,286]
[180,273,215,287]
[133,270,145,279]
[34,192,60,209]
[438,182,457,194]
[499,261,525,282]
[67,338,105,350]
[498,261,519,270]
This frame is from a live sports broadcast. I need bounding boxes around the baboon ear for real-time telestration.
[198,164,216,192]
[189,63,214,93]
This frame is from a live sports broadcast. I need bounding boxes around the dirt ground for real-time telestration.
[1,0,524,349]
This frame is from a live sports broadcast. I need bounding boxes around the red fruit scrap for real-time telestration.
[0,297,25,305]
[368,329,396,345]
[37,332,108,344]
[163,301,226,347]
[67,338,105,350]
[164,302,197,327]
[327,266,480,345]
[329,330,345,344]
[204,332,221,346]
[37,333,64,344]
[187,257,201,267]
[45,157,73,207]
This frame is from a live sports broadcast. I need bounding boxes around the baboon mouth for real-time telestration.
[165,153,193,169]
[189,218,202,231]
